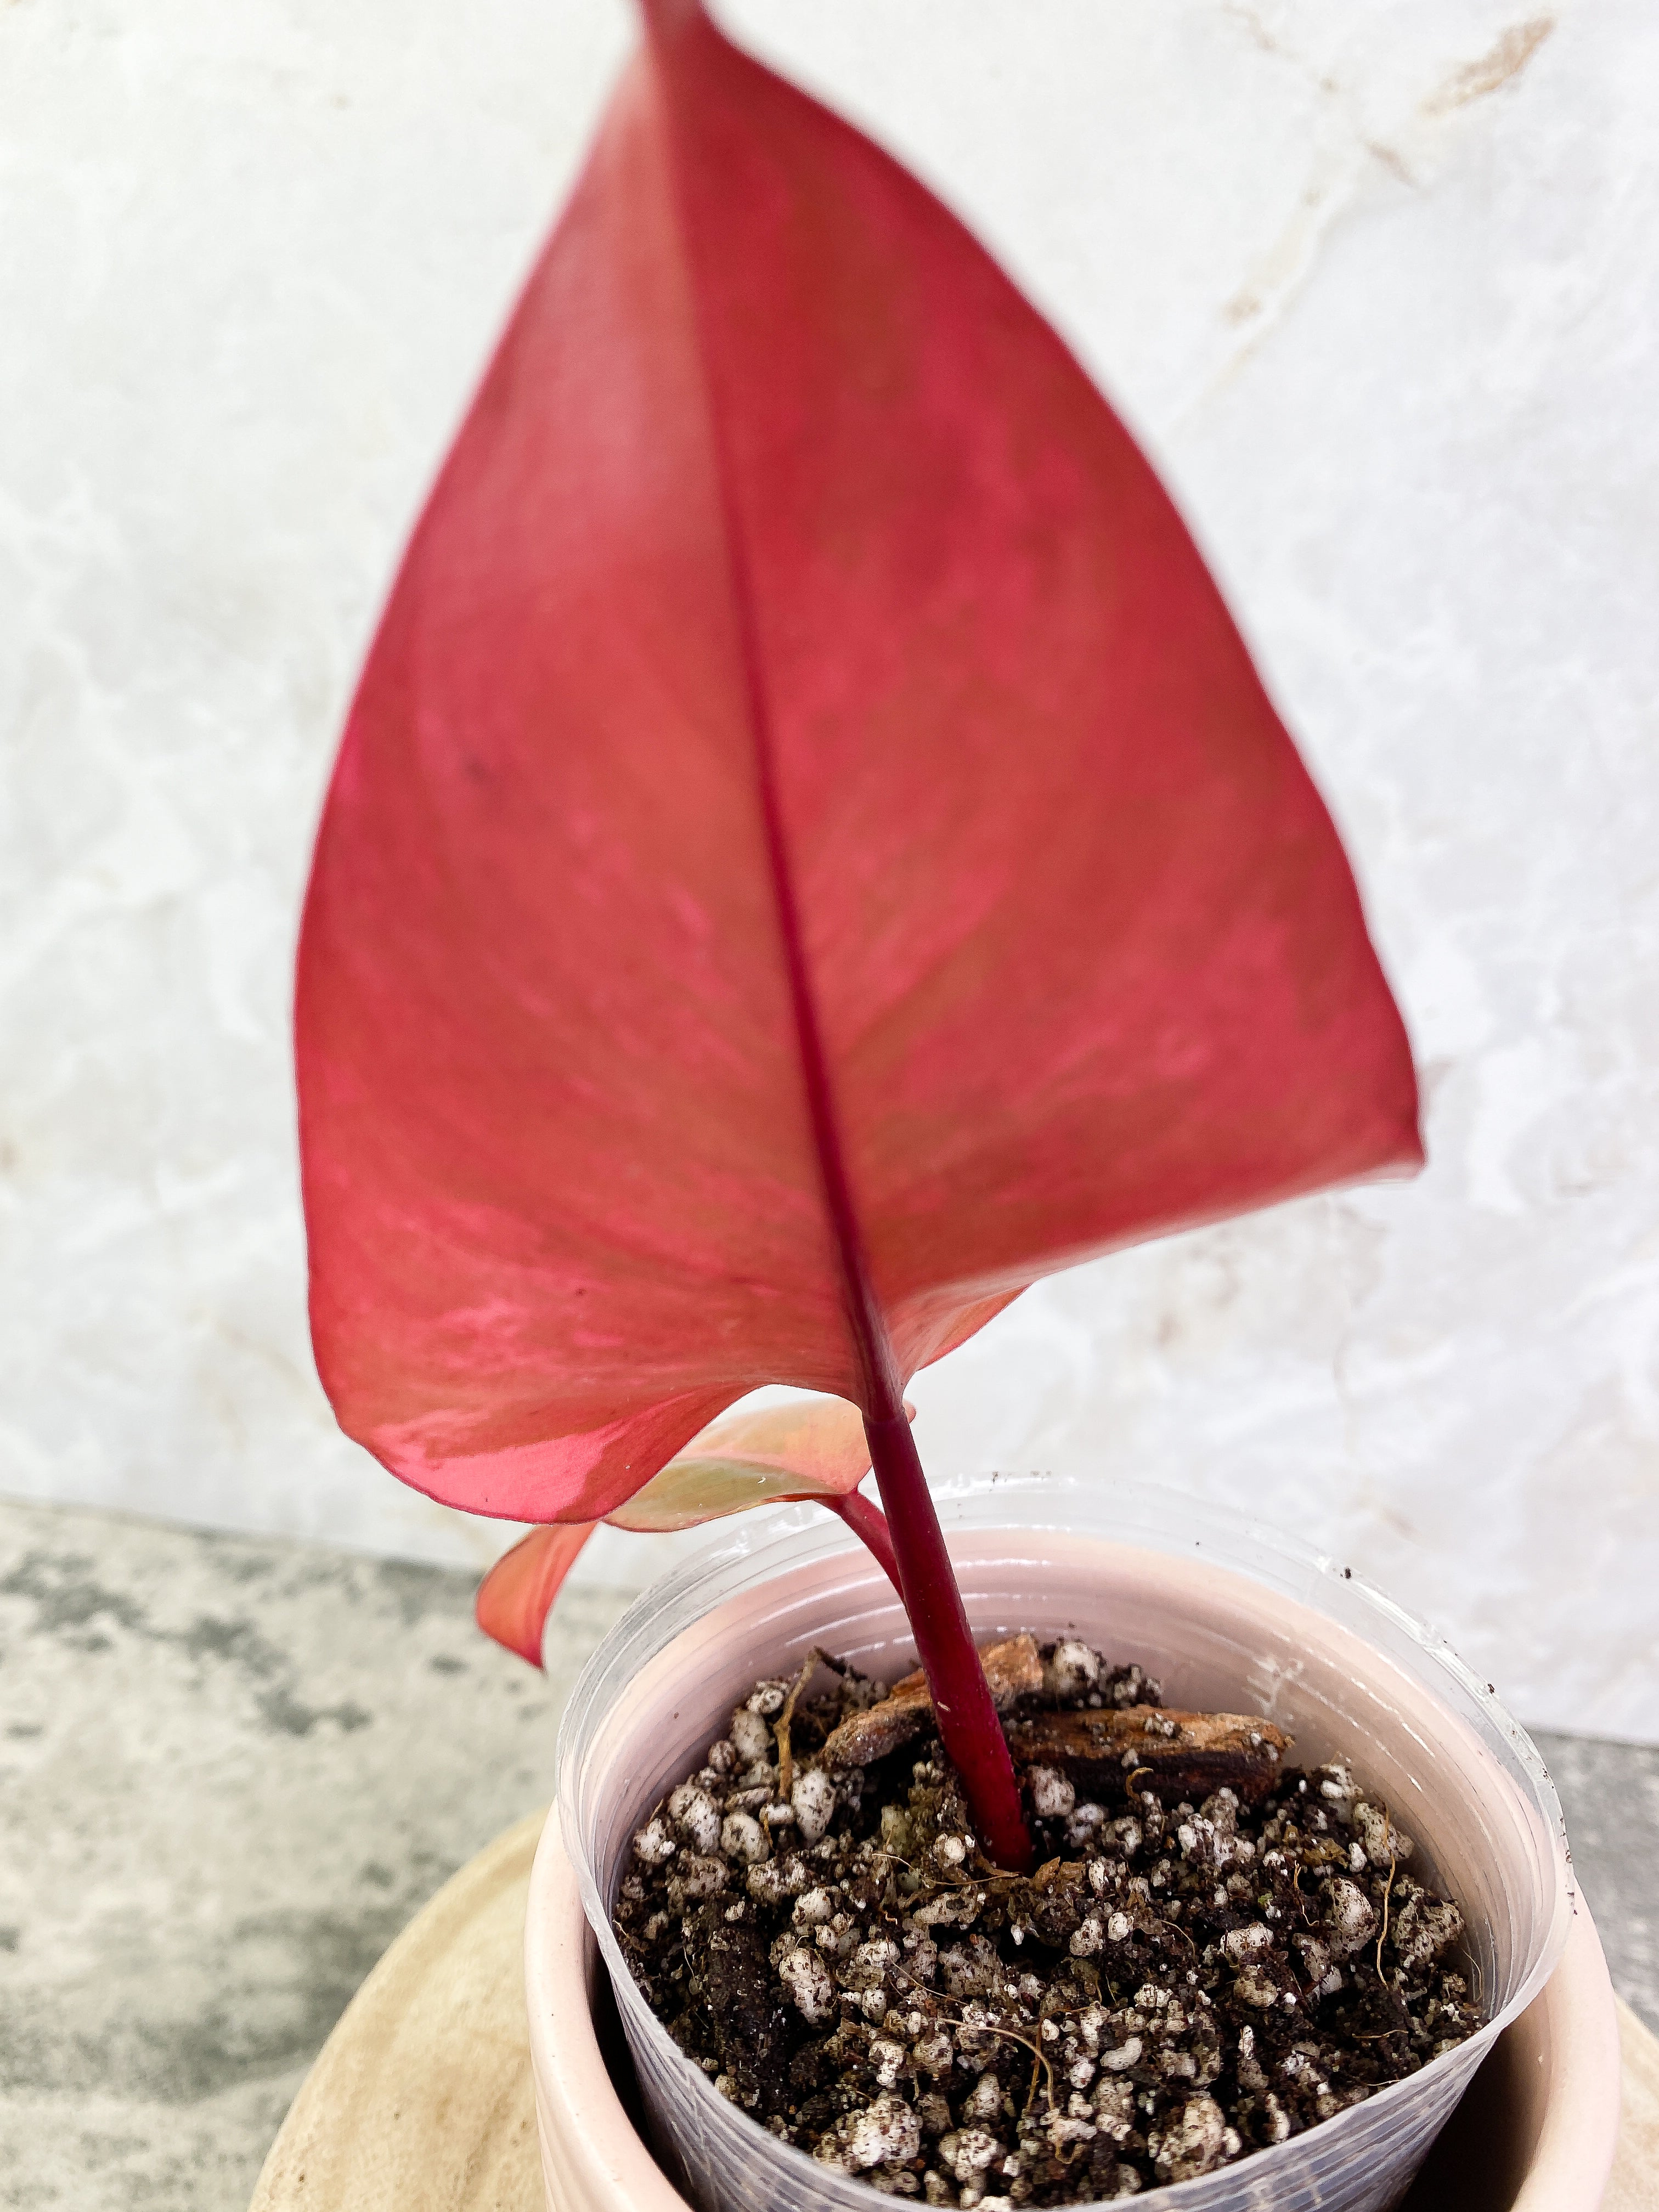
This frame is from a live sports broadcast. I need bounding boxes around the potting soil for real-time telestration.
[613,1641,1479,2204]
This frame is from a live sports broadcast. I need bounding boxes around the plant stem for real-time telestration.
[823,1489,904,1596]
[648,0,1032,1872]
[864,1413,1034,1871]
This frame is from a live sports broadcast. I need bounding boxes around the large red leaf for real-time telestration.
[296,0,1420,1530]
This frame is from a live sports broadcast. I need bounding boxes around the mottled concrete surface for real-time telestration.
[1,1498,1654,2211]
[0,1497,629,2211]
[1533,1729,1659,2038]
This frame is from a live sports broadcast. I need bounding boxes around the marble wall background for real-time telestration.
[2,1,1655,1736]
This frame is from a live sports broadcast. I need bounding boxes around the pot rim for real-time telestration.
[558,1470,1566,1829]
[554,1474,1575,2208]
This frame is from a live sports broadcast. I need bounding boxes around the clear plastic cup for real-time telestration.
[556,1474,1572,2212]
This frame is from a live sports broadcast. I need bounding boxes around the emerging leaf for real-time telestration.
[607,1394,881,1530]
[475,1392,887,1663]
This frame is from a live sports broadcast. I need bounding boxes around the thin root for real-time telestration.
[1375,1809,1398,1985]
[774,1647,837,1803]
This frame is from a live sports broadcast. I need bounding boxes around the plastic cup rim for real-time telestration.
[554,1472,1574,2208]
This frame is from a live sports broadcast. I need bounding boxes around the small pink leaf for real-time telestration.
[474,1520,597,1666]
[608,1395,879,1530]
[475,1395,895,1663]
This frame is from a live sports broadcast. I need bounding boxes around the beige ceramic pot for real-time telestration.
[526,1483,1622,2212]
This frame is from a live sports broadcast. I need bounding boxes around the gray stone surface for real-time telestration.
[1,1497,1654,2210]
[0,1497,629,2211]
[1534,1728,1659,2038]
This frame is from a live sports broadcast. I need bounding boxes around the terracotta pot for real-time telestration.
[527,1482,1620,2211]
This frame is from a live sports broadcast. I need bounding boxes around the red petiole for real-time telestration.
[860,1416,1033,1871]
[822,1488,902,1597]
[691,183,1033,1862]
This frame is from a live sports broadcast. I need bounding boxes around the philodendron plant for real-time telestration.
[295,0,1419,1873]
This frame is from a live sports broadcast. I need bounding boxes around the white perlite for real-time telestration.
[1324,1876,1380,1958]
[631,1815,676,1865]
[1152,2093,1230,2182]
[719,1810,768,1865]
[939,2126,1003,2180]
[1221,1922,1274,1965]
[667,1782,721,1855]
[1028,1765,1076,1818]
[791,1765,838,1844]
[963,2073,1005,2121]
[1392,1891,1465,1976]
[667,1853,726,1906]
[1353,1801,1414,1869]
[777,1942,836,2025]
[1043,1639,1102,1701]
[826,2093,922,2171]
[728,1708,772,1767]
[870,2036,907,2089]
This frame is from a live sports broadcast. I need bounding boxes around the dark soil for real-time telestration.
[613,1640,1479,2203]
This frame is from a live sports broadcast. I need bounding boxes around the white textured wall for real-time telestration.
[2,1,1655,1736]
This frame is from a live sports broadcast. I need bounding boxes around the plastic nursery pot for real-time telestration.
[537,1476,1582,2212]
[522,1824,1621,2212]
